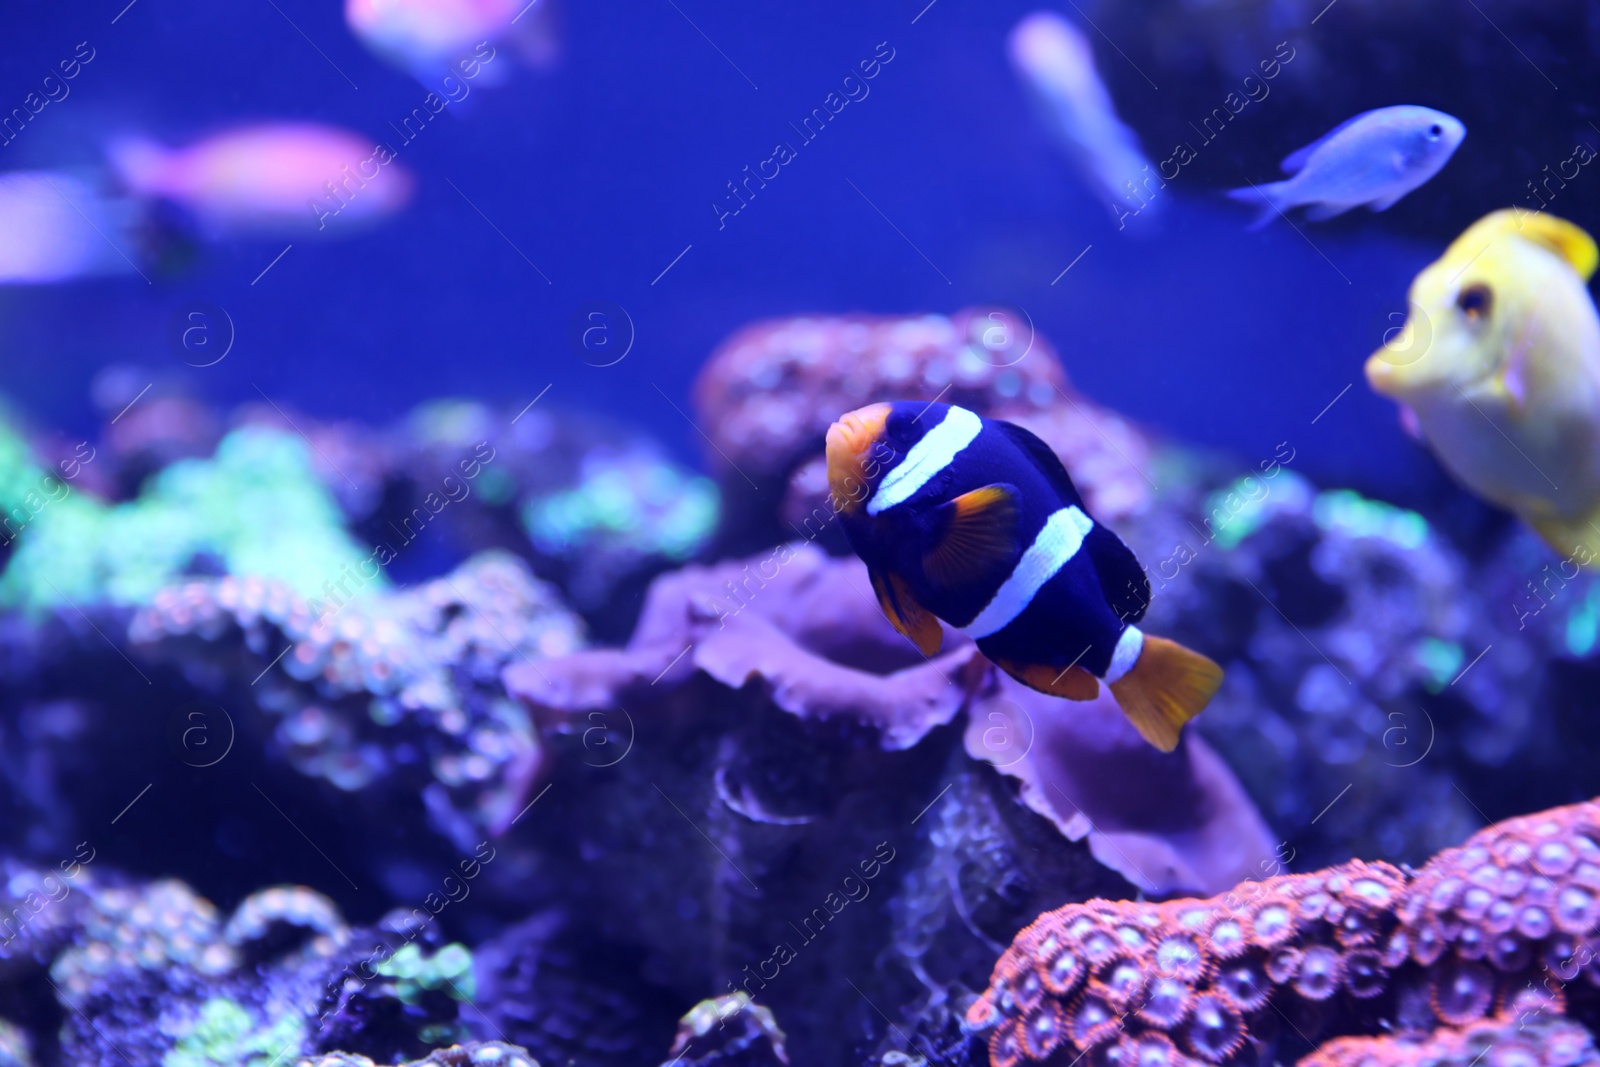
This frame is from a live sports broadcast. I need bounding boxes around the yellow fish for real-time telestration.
[1366,209,1600,558]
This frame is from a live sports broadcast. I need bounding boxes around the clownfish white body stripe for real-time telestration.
[826,400,1223,752]
[960,505,1094,640]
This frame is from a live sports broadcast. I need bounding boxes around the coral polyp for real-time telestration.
[970,800,1600,1065]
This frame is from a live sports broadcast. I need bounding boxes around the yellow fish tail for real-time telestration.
[1107,635,1223,752]
[1530,505,1600,567]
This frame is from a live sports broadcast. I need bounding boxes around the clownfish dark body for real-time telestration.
[826,401,1223,751]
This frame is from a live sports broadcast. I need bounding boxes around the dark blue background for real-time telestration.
[0,0,1480,498]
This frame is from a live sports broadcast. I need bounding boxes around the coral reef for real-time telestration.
[965,674,1272,897]
[130,551,583,845]
[0,426,368,613]
[664,993,790,1066]
[690,310,1152,552]
[50,879,348,1066]
[296,1041,542,1067]
[234,397,718,635]
[507,541,1269,895]
[1300,1014,1599,1067]
[1121,468,1541,869]
[968,798,1600,1067]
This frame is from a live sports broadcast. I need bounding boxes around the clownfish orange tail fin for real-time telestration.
[1107,634,1223,752]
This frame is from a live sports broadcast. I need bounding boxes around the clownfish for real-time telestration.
[826,401,1223,751]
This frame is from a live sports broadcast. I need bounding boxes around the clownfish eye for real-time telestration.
[1456,282,1492,323]
[1428,123,1443,137]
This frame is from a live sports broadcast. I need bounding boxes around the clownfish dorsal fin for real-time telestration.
[923,483,1020,591]
[994,420,1086,508]
[869,567,943,656]
[993,656,1100,701]
[1085,525,1151,625]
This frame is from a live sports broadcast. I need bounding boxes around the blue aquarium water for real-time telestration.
[0,2,1598,1065]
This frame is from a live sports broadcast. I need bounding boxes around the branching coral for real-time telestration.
[967,798,1600,1067]
[131,551,582,843]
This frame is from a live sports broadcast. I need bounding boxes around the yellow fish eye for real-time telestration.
[1456,282,1493,324]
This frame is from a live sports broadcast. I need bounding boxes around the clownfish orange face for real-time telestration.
[825,403,892,514]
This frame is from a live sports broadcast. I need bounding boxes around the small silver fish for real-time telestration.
[1228,105,1465,229]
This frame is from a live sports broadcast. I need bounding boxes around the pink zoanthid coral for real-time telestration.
[967,798,1600,1067]
[1300,1013,1599,1067]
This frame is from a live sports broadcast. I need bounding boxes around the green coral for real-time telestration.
[376,943,475,1005]
[1312,488,1430,549]
[1412,636,1464,692]
[1202,471,1313,551]
[0,427,377,614]
[522,455,717,562]
[163,997,303,1067]
[1563,586,1600,657]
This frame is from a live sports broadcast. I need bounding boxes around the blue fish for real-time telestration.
[1228,105,1465,229]
[826,401,1223,751]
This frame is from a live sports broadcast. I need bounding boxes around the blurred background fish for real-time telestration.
[107,123,414,238]
[1008,11,1157,223]
[1365,210,1600,558]
[0,171,137,285]
[1229,105,1465,229]
[344,0,559,85]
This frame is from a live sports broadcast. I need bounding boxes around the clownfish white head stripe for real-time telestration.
[960,505,1094,639]
[866,405,984,516]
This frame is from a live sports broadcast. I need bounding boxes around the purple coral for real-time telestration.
[506,542,982,751]
[131,551,583,843]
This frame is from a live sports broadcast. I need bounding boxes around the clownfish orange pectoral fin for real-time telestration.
[923,484,1020,591]
[869,567,943,656]
[1107,634,1224,752]
[994,657,1100,701]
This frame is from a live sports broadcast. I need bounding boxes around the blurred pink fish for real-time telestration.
[345,0,557,83]
[0,171,136,284]
[109,123,413,236]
